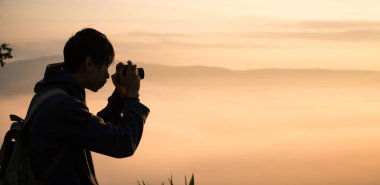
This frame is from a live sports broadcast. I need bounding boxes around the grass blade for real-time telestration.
[168,173,174,185]
[189,174,194,185]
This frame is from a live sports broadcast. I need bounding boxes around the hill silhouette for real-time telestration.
[1,55,380,96]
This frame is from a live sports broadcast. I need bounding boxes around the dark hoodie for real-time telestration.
[28,63,150,185]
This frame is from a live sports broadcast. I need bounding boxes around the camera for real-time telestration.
[116,62,145,79]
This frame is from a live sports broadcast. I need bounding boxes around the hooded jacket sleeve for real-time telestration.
[44,95,150,158]
[96,90,125,125]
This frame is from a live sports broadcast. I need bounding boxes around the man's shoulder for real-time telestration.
[39,93,88,115]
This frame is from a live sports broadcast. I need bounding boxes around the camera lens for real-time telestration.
[116,62,144,79]
[138,68,144,79]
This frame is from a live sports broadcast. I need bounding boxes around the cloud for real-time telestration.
[121,39,273,50]
[127,32,195,38]
[244,19,380,41]
[239,29,380,41]
[289,20,380,30]
[117,19,380,52]
[10,39,65,61]
[10,19,380,60]
[115,31,275,50]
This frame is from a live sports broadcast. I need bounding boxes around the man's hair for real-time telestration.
[63,28,115,73]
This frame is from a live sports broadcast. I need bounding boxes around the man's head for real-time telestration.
[64,28,114,91]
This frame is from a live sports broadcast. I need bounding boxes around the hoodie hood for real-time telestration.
[34,62,86,101]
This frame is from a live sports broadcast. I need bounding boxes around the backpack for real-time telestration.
[0,88,69,185]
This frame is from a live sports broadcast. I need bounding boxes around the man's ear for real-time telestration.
[83,56,93,72]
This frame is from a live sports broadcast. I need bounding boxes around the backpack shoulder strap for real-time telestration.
[25,88,70,183]
[24,88,69,124]
[40,145,70,183]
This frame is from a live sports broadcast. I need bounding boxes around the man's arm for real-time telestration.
[96,90,125,125]
[62,60,147,157]
[98,60,142,124]
[47,95,149,158]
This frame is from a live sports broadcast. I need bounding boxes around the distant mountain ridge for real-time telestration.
[1,56,380,96]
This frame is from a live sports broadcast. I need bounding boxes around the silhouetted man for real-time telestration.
[27,28,149,185]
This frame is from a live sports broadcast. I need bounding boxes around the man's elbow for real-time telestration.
[111,147,136,158]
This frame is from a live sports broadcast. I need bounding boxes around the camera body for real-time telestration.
[116,62,145,79]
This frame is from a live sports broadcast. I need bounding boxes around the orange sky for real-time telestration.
[1,0,380,70]
[2,1,380,184]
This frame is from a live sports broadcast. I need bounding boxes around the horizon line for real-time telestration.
[4,55,380,73]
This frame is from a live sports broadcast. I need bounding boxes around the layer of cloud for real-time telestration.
[239,29,380,41]
[118,19,380,50]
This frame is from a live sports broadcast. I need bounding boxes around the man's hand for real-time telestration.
[112,60,140,98]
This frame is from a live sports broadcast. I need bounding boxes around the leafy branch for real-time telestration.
[0,43,13,67]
